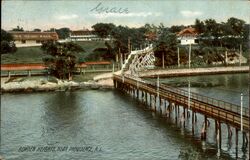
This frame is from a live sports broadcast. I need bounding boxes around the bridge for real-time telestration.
[121,44,155,75]
[114,44,249,156]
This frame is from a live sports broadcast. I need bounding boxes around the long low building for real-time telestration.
[9,31,59,47]
[68,29,111,41]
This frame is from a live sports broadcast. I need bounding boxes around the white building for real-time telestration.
[69,30,100,41]
[177,27,198,45]
[9,31,59,47]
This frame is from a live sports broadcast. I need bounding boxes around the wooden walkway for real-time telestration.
[113,74,249,132]
[113,74,249,153]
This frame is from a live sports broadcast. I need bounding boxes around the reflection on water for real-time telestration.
[1,73,249,160]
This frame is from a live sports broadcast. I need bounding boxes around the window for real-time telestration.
[21,40,26,44]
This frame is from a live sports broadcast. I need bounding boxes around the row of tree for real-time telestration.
[30,17,250,78]
[2,17,249,79]
[90,17,249,67]
[194,17,248,49]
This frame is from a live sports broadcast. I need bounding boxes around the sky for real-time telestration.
[2,0,250,31]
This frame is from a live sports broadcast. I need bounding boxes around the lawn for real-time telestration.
[1,47,47,64]
[1,41,107,64]
[74,41,107,61]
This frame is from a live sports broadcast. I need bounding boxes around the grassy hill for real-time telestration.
[1,41,107,64]
[1,47,47,64]
[74,41,107,61]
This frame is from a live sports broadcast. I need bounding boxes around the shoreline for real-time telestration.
[1,76,114,94]
[1,66,249,93]
[139,66,249,78]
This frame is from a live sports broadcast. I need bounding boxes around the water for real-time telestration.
[1,73,249,160]
[152,73,249,107]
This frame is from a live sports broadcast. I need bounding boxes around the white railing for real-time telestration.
[121,44,154,73]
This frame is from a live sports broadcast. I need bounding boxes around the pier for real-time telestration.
[113,74,249,155]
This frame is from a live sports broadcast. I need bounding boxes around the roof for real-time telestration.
[84,61,111,65]
[145,32,157,40]
[70,30,96,36]
[177,27,198,36]
[9,31,59,41]
[75,63,87,68]
[1,63,46,71]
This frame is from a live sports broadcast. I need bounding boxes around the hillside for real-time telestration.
[1,41,107,64]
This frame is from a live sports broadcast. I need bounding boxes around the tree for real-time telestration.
[154,29,178,67]
[204,19,218,37]
[42,41,85,80]
[92,23,115,38]
[243,24,249,51]
[33,28,41,32]
[1,29,17,54]
[226,17,245,36]
[56,28,71,39]
[194,19,205,34]
[169,25,185,33]
[12,26,24,31]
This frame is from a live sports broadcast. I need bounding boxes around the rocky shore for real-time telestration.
[1,76,114,93]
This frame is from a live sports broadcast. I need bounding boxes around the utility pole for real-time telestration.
[177,47,180,67]
[225,50,228,65]
[157,75,159,98]
[239,44,242,66]
[162,53,165,69]
[119,48,123,67]
[189,43,191,69]
[240,93,243,131]
[128,37,131,54]
[188,43,192,115]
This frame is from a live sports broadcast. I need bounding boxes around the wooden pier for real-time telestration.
[113,74,249,156]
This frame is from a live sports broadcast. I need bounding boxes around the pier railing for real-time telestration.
[114,74,249,118]
[159,83,249,117]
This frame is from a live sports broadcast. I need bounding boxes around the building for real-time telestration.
[69,30,100,41]
[145,32,157,41]
[177,27,198,45]
[9,31,59,47]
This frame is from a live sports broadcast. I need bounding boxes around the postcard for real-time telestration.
[1,0,249,160]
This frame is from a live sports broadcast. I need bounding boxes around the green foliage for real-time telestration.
[1,29,13,42]
[1,41,17,54]
[227,17,245,35]
[42,41,85,80]
[195,17,247,50]
[44,28,71,39]
[194,19,205,33]
[169,25,185,33]
[1,29,17,54]
[111,25,146,54]
[33,28,41,32]
[154,29,178,66]
[92,23,115,38]
[56,28,71,39]
[89,18,248,67]
[93,47,108,60]
[78,57,85,63]
[12,26,24,31]
[74,41,107,61]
